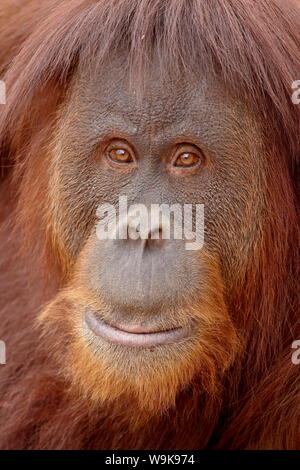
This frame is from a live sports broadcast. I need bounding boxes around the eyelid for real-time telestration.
[174,143,202,154]
[105,139,132,152]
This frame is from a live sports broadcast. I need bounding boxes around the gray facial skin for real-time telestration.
[49,57,264,332]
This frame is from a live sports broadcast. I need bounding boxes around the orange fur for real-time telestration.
[0,0,299,449]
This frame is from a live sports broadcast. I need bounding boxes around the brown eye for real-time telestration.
[108,148,133,164]
[174,151,202,169]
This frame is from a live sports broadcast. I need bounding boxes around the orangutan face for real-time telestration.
[42,57,264,412]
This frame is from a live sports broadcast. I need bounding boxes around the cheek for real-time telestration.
[48,153,130,259]
[199,158,263,276]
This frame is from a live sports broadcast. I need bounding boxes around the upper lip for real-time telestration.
[85,310,192,348]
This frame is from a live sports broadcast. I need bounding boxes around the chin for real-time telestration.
[39,288,239,418]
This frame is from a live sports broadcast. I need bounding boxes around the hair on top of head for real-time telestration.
[0,0,299,168]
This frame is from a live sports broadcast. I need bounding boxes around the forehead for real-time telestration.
[80,60,212,126]
[64,55,260,152]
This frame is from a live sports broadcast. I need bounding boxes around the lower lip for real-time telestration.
[85,311,191,348]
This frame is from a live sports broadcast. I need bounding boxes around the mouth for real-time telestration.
[85,310,192,348]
